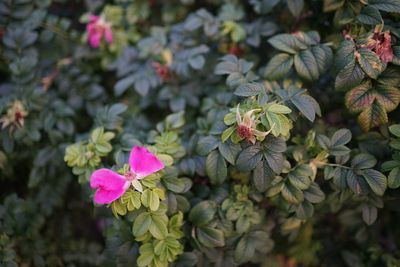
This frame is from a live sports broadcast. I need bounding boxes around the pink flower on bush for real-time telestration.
[86,15,113,48]
[90,146,164,204]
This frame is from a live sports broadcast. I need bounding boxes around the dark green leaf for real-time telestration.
[264,53,293,80]
[196,226,225,248]
[206,150,227,184]
[189,201,216,226]
[362,205,378,225]
[361,169,387,196]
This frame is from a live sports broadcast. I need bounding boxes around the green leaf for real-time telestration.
[268,34,306,54]
[262,136,286,174]
[286,87,320,122]
[234,82,264,96]
[267,103,292,114]
[222,126,236,142]
[335,40,364,90]
[295,201,314,220]
[196,226,225,248]
[111,200,127,217]
[121,189,141,211]
[263,112,292,137]
[357,48,384,79]
[388,167,400,189]
[351,153,377,169]
[253,160,275,192]
[304,183,325,203]
[331,129,352,146]
[206,150,227,184]
[218,141,241,165]
[234,235,256,263]
[196,136,219,156]
[288,174,311,190]
[137,243,154,267]
[281,182,304,204]
[294,49,320,81]
[346,170,369,195]
[389,124,400,137]
[132,212,152,236]
[357,6,383,25]
[236,144,263,172]
[362,205,378,225]
[163,177,186,193]
[361,169,387,196]
[311,45,333,74]
[287,0,304,17]
[149,215,168,240]
[189,201,216,226]
[264,53,294,80]
[141,189,160,211]
[367,0,400,13]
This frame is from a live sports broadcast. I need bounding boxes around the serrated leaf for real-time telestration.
[189,201,216,226]
[351,153,377,169]
[222,126,236,142]
[357,6,383,25]
[236,144,263,172]
[218,141,241,165]
[304,183,325,203]
[149,215,168,239]
[294,49,320,81]
[367,0,400,13]
[288,174,311,190]
[346,170,369,195]
[234,82,264,96]
[331,129,352,146]
[196,136,219,156]
[268,34,307,54]
[268,103,292,114]
[389,124,400,137]
[282,182,304,204]
[357,48,384,79]
[388,167,400,189]
[345,79,400,131]
[132,212,152,236]
[264,53,293,80]
[196,226,225,248]
[361,169,387,196]
[253,160,275,192]
[206,150,227,184]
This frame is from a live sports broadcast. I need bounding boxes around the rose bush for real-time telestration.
[1,0,400,266]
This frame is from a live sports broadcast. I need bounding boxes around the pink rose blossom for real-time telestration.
[86,15,113,48]
[90,146,164,204]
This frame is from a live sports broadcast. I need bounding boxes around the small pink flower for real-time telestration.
[90,146,164,204]
[86,15,113,48]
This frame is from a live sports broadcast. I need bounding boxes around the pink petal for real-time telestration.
[129,146,164,178]
[94,187,126,204]
[104,27,113,44]
[88,31,102,48]
[90,169,128,204]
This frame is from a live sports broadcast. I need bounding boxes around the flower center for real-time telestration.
[125,170,137,181]
[238,124,253,140]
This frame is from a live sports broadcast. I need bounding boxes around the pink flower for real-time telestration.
[90,146,164,204]
[86,15,113,48]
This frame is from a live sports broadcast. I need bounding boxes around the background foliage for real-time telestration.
[1,0,400,266]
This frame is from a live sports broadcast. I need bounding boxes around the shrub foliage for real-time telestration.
[1,0,400,266]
